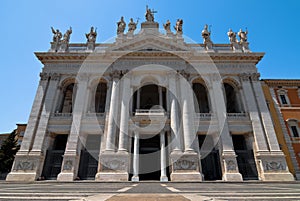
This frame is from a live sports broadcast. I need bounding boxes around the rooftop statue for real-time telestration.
[86,27,97,43]
[227,29,238,44]
[51,27,62,43]
[128,18,138,33]
[201,24,213,49]
[62,27,72,43]
[174,19,183,35]
[163,20,171,33]
[145,5,156,22]
[117,16,126,35]
[238,28,248,43]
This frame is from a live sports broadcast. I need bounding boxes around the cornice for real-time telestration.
[35,51,265,65]
[263,79,300,87]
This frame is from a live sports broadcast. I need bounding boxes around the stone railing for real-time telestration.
[134,109,166,116]
[227,113,249,120]
[85,112,106,118]
[196,113,214,120]
[52,113,73,117]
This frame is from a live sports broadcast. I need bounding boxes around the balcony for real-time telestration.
[134,109,166,116]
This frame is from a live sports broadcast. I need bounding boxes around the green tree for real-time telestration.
[0,129,20,173]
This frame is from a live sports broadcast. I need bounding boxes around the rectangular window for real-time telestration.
[280,95,288,104]
[291,126,299,137]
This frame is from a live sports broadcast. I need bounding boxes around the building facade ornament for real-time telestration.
[117,16,126,35]
[174,19,183,35]
[201,24,213,50]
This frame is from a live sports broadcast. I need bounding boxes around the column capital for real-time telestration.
[110,70,121,79]
[240,73,250,82]
[39,72,49,81]
[50,73,60,81]
[250,73,260,81]
[77,73,90,82]
[177,70,190,79]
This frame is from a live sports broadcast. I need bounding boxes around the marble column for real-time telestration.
[57,75,89,181]
[118,76,131,152]
[18,73,50,153]
[105,71,120,151]
[209,74,242,181]
[160,131,168,181]
[170,72,201,182]
[7,73,60,181]
[241,73,294,181]
[240,74,269,152]
[131,130,139,181]
[168,73,182,152]
[179,75,195,152]
[136,88,140,110]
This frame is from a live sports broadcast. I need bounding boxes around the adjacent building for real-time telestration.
[263,79,300,179]
[6,9,294,182]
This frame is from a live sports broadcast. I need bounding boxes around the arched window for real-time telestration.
[193,83,210,113]
[59,83,75,113]
[95,82,107,113]
[224,83,240,113]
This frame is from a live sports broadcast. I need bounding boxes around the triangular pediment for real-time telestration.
[109,34,190,52]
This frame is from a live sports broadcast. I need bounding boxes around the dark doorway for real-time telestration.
[139,134,161,180]
[198,135,222,180]
[42,134,68,180]
[78,135,101,180]
[232,135,258,180]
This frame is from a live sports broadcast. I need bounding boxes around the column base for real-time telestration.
[6,151,44,181]
[6,172,37,182]
[95,172,128,181]
[170,172,202,181]
[222,173,243,181]
[160,175,168,182]
[131,175,139,182]
[257,151,295,181]
[261,172,294,181]
[57,172,75,181]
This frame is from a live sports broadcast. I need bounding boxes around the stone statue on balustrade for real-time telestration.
[174,19,183,35]
[163,20,172,35]
[238,28,250,52]
[145,5,156,22]
[128,18,138,34]
[117,16,126,35]
[86,27,97,51]
[86,27,97,43]
[201,24,213,50]
[60,27,72,52]
[227,28,240,51]
[50,27,62,52]
[51,27,62,44]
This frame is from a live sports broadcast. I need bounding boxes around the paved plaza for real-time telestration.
[0,181,300,200]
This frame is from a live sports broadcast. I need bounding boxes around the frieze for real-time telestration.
[226,160,237,172]
[63,160,73,171]
[101,158,127,171]
[265,161,285,171]
[173,157,197,171]
[14,160,36,171]
[111,60,186,69]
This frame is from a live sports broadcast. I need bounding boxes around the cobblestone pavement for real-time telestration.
[0,181,300,200]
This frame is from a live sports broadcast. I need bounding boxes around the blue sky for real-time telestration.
[0,0,299,133]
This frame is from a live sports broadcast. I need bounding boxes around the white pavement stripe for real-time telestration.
[161,184,167,187]
[71,193,116,201]
[166,187,181,192]
[117,187,133,192]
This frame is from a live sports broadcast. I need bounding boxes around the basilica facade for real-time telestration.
[7,11,294,182]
